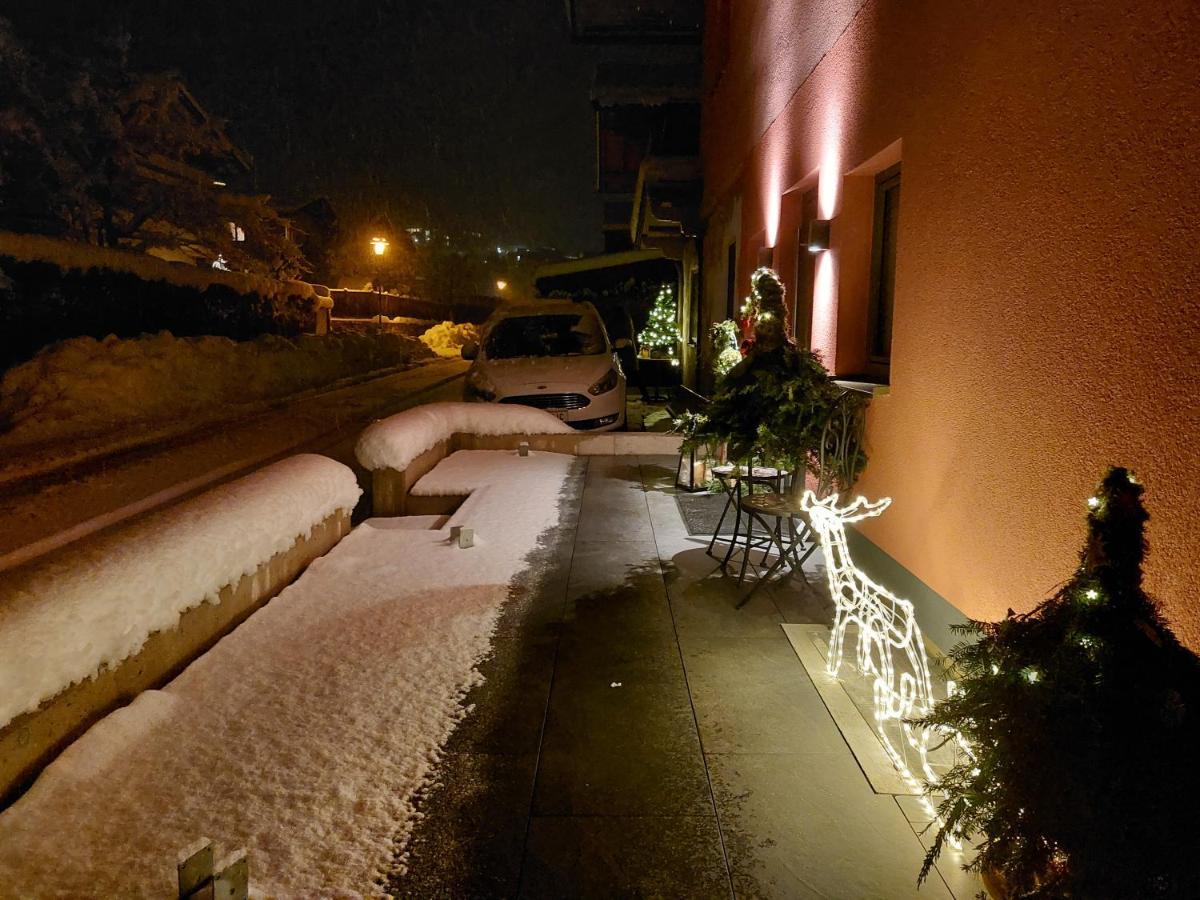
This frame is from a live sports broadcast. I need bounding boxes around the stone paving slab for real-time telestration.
[390,453,980,898]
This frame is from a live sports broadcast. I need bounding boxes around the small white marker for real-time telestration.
[450,525,475,548]
[518,441,530,457]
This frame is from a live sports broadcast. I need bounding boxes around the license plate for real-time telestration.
[550,410,569,421]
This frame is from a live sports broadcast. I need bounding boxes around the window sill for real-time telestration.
[834,377,890,397]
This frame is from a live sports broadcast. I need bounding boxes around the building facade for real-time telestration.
[701,0,1200,648]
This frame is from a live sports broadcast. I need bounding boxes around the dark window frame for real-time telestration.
[867,163,901,369]
[725,241,737,320]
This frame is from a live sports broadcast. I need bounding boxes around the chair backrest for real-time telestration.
[815,389,869,499]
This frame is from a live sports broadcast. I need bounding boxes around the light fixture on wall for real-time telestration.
[807,219,832,253]
[757,246,774,267]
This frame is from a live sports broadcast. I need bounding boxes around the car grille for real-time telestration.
[500,392,591,410]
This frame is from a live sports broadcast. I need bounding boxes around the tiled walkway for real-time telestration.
[389,455,979,898]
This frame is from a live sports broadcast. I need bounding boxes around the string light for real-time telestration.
[1087,497,1101,510]
[639,283,680,359]
[1085,589,1099,601]
[800,490,963,845]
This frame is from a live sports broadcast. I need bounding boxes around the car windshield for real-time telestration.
[485,313,606,359]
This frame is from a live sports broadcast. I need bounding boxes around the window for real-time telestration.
[725,242,737,320]
[228,221,245,243]
[793,188,818,348]
[868,165,900,365]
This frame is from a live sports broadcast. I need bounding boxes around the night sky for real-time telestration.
[4,1,690,254]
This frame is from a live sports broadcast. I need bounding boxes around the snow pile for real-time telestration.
[419,320,480,358]
[0,331,433,453]
[0,229,318,306]
[0,449,575,896]
[0,454,361,730]
[356,400,573,471]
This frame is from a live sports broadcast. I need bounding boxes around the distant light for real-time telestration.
[669,358,680,367]
[495,279,508,291]
[211,254,230,271]
[496,246,503,255]
[371,236,389,256]
[212,180,226,187]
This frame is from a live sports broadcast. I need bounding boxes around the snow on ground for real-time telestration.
[0,331,433,455]
[355,401,572,472]
[419,320,479,358]
[0,454,361,731]
[0,449,574,897]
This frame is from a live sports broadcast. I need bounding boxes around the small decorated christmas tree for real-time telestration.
[918,468,1200,898]
[740,266,790,354]
[639,283,679,359]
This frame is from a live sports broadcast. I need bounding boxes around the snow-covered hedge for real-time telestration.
[0,231,322,370]
[419,321,480,358]
[355,401,573,472]
[0,331,432,453]
[0,454,361,731]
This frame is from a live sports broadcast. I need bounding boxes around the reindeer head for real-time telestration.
[800,490,892,532]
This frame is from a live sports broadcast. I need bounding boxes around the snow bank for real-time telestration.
[0,229,317,305]
[356,401,572,472]
[419,320,480,358]
[0,454,361,730]
[0,450,575,896]
[0,331,433,453]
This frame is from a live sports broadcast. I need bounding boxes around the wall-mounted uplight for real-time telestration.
[807,219,832,253]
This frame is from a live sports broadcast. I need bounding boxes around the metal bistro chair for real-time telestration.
[735,390,870,607]
[706,458,789,571]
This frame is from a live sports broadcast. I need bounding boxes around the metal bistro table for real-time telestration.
[706,463,789,571]
[734,490,819,608]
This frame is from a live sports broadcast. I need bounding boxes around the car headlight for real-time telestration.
[589,368,620,396]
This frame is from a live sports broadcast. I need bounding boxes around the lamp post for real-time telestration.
[370,236,389,326]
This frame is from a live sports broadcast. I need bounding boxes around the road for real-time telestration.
[0,358,469,572]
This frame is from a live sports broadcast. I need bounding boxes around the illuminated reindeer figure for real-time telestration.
[800,490,939,786]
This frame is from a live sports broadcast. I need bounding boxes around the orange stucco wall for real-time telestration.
[703,0,1200,646]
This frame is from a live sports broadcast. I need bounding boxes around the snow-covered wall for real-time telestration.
[355,401,573,472]
[0,454,361,731]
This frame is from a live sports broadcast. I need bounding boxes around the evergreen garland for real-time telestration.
[682,266,866,488]
[917,468,1200,898]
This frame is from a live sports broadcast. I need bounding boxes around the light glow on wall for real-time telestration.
[810,250,838,364]
[818,101,842,219]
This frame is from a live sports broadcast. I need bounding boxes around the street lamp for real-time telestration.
[495,279,508,292]
[370,236,389,325]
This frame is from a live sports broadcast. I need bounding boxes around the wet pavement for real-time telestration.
[387,455,976,899]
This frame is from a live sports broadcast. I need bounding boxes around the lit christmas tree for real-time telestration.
[639,283,679,359]
[917,468,1200,898]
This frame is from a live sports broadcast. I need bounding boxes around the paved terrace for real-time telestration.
[389,455,981,899]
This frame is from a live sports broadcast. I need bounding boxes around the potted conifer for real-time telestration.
[917,468,1200,898]
[684,267,867,494]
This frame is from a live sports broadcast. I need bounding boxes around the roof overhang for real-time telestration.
[534,249,678,297]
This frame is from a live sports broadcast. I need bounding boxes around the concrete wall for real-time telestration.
[702,0,1200,646]
[0,510,350,806]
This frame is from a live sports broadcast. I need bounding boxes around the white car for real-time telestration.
[461,300,627,431]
